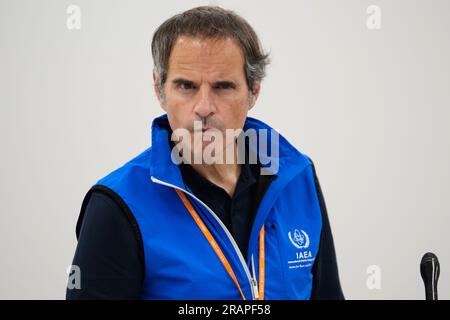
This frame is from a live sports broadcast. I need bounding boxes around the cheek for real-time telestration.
[165,99,192,127]
[224,100,249,127]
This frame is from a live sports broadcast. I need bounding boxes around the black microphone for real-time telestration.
[420,252,440,300]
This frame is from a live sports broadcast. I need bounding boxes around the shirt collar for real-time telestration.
[168,130,260,197]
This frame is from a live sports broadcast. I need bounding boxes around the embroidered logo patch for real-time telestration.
[287,228,315,269]
[288,229,309,249]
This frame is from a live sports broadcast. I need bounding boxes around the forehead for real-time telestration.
[167,36,245,80]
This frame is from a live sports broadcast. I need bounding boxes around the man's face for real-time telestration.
[153,35,260,160]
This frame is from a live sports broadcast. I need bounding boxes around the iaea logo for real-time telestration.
[288,229,310,249]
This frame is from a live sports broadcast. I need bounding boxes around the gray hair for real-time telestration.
[151,6,270,101]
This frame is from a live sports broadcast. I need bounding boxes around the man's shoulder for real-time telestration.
[95,147,153,186]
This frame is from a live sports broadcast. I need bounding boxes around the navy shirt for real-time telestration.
[177,142,275,260]
[67,140,344,299]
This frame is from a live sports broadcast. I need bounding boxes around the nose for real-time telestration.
[193,84,216,120]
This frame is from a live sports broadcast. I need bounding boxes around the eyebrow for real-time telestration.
[171,78,238,88]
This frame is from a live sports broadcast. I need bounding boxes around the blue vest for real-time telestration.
[92,114,323,300]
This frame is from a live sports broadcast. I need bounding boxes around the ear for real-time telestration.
[153,71,166,111]
[248,81,261,111]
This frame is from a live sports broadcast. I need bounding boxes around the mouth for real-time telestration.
[199,126,218,132]
[192,126,220,134]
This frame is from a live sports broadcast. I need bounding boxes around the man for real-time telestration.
[67,5,344,300]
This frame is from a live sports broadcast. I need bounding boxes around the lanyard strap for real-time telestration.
[175,189,265,300]
[259,225,265,300]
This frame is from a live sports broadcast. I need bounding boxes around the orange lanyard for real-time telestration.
[259,224,265,300]
[175,189,265,300]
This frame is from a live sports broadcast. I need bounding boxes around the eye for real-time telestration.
[179,82,195,91]
[214,83,235,90]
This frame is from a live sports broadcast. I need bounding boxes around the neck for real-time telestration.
[190,142,241,197]
[191,163,241,196]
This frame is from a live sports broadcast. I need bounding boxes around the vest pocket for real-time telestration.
[263,221,289,299]
[277,222,316,298]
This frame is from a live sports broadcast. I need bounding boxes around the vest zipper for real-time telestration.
[251,254,259,299]
[150,175,258,300]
